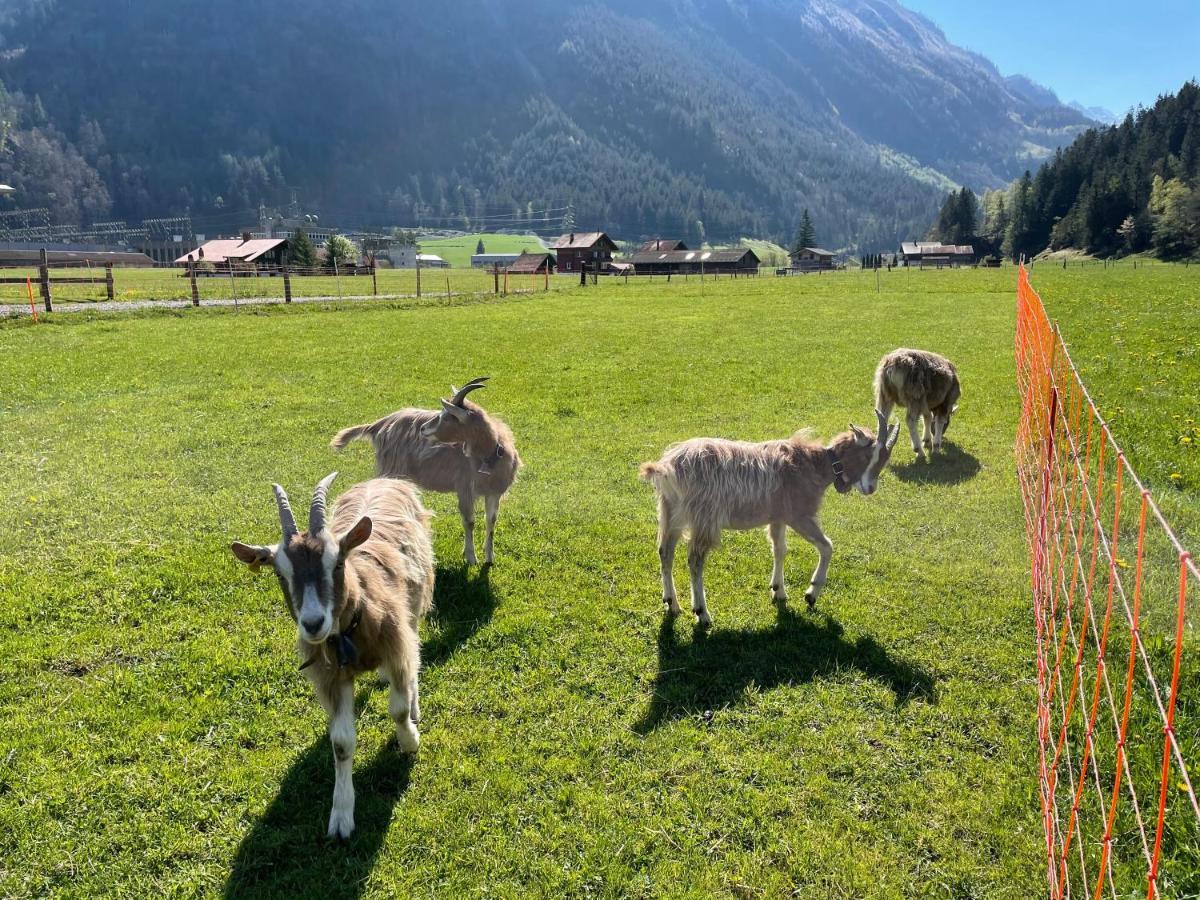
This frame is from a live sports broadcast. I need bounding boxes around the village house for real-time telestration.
[791,246,835,271]
[550,232,618,274]
[636,239,688,252]
[176,233,289,269]
[472,252,523,269]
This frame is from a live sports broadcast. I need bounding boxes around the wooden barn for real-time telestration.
[899,241,975,268]
[791,247,835,271]
[636,239,688,253]
[550,232,618,274]
[506,251,556,276]
[628,247,760,276]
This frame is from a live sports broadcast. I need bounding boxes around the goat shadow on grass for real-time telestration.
[421,563,497,668]
[890,442,981,486]
[635,605,937,734]
[224,697,414,899]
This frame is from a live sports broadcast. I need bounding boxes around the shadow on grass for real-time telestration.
[224,730,414,899]
[635,604,937,733]
[422,563,497,668]
[890,442,981,486]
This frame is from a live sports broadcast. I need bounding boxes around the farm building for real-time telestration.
[900,241,975,268]
[791,247,835,271]
[175,234,288,268]
[550,232,618,274]
[636,239,688,252]
[0,245,154,267]
[472,253,523,269]
[629,247,760,276]
[506,251,556,276]
[417,253,449,269]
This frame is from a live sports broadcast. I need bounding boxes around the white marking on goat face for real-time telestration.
[858,440,883,495]
[273,532,340,645]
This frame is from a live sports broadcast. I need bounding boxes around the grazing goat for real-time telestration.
[640,411,899,626]
[331,377,520,565]
[230,472,434,839]
[874,348,961,459]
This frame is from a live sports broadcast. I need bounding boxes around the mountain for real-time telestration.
[0,0,1093,250]
[1068,101,1121,125]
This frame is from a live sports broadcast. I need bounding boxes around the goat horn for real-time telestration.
[875,408,889,439]
[450,376,489,406]
[310,472,338,534]
[887,424,901,450]
[272,483,298,539]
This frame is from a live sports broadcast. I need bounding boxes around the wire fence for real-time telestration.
[1015,264,1199,898]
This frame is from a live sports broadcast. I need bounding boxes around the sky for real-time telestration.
[901,0,1199,116]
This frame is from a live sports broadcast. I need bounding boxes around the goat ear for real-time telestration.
[849,424,871,446]
[440,399,469,421]
[339,516,373,555]
[231,542,273,572]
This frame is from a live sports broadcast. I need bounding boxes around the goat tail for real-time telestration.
[330,422,373,452]
[639,460,668,484]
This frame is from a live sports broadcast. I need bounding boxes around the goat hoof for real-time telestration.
[771,586,788,602]
[804,591,817,610]
[664,597,682,616]
[694,610,712,628]
[396,724,420,754]
[327,810,355,841]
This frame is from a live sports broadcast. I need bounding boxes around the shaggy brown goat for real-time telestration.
[640,411,899,626]
[230,473,434,839]
[874,348,961,459]
[332,377,520,565]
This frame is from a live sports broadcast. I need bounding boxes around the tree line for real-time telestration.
[927,81,1200,261]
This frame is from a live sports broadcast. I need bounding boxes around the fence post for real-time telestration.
[39,247,52,312]
[371,263,378,297]
[283,263,292,303]
[105,263,114,301]
[188,259,200,307]
[493,264,500,295]
[415,256,422,298]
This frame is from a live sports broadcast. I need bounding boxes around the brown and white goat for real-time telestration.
[640,411,899,626]
[874,348,961,459]
[230,473,434,839]
[332,377,520,565]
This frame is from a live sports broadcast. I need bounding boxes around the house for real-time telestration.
[636,239,688,253]
[791,247,835,271]
[472,253,523,269]
[628,247,760,276]
[899,241,975,268]
[176,233,288,268]
[506,251,556,276]
[417,253,449,269]
[550,232,618,274]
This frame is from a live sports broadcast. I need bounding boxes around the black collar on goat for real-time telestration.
[826,448,851,494]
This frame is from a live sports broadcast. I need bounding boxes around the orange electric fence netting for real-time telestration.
[1015,265,1199,898]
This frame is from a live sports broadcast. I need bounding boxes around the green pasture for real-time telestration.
[0,266,1196,896]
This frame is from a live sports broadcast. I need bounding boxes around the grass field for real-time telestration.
[0,267,1195,896]
[418,233,548,269]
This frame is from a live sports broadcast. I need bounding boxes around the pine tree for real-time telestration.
[289,228,317,269]
[794,209,816,254]
[476,238,486,255]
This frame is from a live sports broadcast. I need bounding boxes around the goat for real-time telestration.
[874,348,961,459]
[230,472,434,839]
[639,410,899,626]
[331,377,520,566]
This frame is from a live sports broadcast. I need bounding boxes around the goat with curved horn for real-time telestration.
[331,376,521,565]
[273,483,298,538]
[449,376,489,407]
[310,472,338,534]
